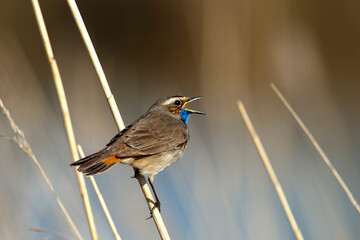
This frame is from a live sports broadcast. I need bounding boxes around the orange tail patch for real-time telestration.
[102,155,122,167]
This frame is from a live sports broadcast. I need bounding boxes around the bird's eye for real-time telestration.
[174,100,181,106]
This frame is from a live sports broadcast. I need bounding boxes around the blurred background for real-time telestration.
[1,0,360,239]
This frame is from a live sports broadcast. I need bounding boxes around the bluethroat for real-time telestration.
[70,95,204,213]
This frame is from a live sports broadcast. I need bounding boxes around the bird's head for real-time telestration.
[150,95,205,125]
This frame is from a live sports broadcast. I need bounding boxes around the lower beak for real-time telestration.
[184,96,205,115]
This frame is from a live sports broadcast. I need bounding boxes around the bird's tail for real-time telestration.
[69,148,122,176]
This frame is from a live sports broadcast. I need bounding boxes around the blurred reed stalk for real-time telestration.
[30,0,97,239]
[0,98,82,240]
[271,83,360,216]
[29,228,75,240]
[237,101,304,240]
[64,0,170,239]
[77,145,122,240]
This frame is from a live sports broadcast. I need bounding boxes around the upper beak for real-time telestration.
[183,96,205,115]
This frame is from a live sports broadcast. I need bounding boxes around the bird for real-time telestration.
[70,95,204,214]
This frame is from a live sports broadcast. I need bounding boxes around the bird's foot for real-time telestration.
[146,201,161,220]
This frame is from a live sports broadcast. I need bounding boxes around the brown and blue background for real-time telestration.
[0,0,359,239]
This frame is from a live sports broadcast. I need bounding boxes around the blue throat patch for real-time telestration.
[179,109,191,125]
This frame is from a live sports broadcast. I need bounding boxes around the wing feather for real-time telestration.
[110,112,188,157]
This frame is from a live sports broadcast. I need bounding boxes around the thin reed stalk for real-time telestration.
[29,228,76,240]
[30,0,98,239]
[0,98,82,240]
[65,0,170,239]
[271,83,360,216]
[77,145,122,240]
[237,100,304,240]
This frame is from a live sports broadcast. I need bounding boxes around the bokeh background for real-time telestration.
[1,0,360,239]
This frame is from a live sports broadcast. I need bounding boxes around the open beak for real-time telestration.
[183,96,205,115]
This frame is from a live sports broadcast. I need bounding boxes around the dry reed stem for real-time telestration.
[65,0,170,239]
[0,98,82,240]
[237,101,304,240]
[77,145,122,240]
[65,0,125,131]
[30,0,98,239]
[271,83,360,216]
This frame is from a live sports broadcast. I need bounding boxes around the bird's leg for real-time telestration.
[148,175,161,214]
[131,168,140,179]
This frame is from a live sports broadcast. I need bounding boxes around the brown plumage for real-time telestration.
[70,95,204,212]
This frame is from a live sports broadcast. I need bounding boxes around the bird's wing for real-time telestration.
[111,112,189,157]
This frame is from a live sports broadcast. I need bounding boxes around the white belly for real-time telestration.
[131,150,185,176]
